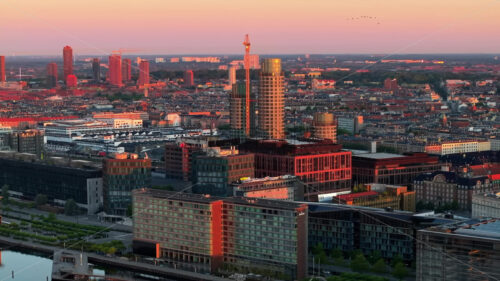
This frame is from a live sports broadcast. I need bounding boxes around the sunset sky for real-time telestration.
[1,0,499,55]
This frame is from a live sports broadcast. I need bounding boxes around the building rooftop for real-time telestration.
[353,152,405,159]
[426,218,500,240]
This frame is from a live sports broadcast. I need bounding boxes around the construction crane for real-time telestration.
[243,34,251,136]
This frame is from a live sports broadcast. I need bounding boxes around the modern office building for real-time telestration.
[102,153,151,216]
[63,46,73,81]
[164,140,206,181]
[308,203,455,262]
[0,151,102,214]
[415,170,496,211]
[229,82,256,138]
[184,70,194,87]
[92,58,100,82]
[8,129,45,156]
[232,175,304,201]
[472,192,500,218]
[352,152,442,187]
[240,139,352,201]
[0,55,5,82]
[417,218,500,281]
[258,58,284,139]
[132,189,308,280]
[108,54,122,87]
[313,112,337,142]
[138,60,150,86]
[47,62,58,88]
[192,147,254,196]
[122,58,132,82]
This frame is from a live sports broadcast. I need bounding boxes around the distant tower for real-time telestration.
[258,58,285,139]
[63,46,73,82]
[0,56,5,82]
[92,58,101,82]
[184,70,194,87]
[313,112,337,142]
[122,58,132,82]
[66,74,77,88]
[138,60,150,86]
[46,62,58,88]
[228,66,237,87]
[384,78,398,91]
[108,54,122,87]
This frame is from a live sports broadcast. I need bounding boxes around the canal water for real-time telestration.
[0,250,172,280]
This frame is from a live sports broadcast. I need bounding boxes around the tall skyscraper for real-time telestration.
[92,58,100,82]
[258,58,284,139]
[0,55,5,82]
[63,46,73,82]
[122,58,132,82]
[47,62,58,88]
[230,82,256,138]
[138,60,150,86]
[184,70,194,87]
[108,54,122,87]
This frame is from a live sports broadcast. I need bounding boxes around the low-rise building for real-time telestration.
[417,218,500,281]
[232,175,304,201]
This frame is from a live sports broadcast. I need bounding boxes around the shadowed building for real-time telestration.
[92,58,100,82]
[47,62,58,88]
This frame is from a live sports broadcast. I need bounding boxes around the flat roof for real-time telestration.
[354,152,405,159]
[425,218,500,240]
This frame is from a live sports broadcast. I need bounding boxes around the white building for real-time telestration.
[472,193,500,218]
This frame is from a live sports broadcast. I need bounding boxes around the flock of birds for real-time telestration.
[346,16,381,24]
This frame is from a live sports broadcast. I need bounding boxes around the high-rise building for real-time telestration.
[184,70,194,87]
[258,58,284,139]
[313,112,337,142]
[47,62,58,88]
[103,153,151,216]
[66,74,77,88]
[108,54,122,87]
[249,54,260,69]
[0,55,5,82]
[122,58,132,82]
[63,46,73,82]
[92,58,100,82]
[132,189,308,280]
[228,66,237,86]
[384,78,398,91]
[229,82,256,138]
[138,60,150,86]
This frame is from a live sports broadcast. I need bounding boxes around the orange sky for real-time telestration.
[1,0,499,55]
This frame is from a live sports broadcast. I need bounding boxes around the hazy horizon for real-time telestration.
[1,0,500,56]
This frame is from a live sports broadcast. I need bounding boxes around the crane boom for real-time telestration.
[243,34,251,136]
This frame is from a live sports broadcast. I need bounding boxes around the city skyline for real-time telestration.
[1,0,500,55]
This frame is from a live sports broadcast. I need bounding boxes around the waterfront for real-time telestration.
[0,250,53,281]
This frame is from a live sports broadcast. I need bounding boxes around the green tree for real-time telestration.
[330,248,343,259]
[391,254,404,268]
[35,194,48,207]
[392,262,408,280]
[312,243,328,264]
[368,251,382,264]
[64,199,78,216]
[126,204,133,217]
[350,254,371,272]
[1,184,9,204]
[371,258,388,274]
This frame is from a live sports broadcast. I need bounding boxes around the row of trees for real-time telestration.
[1,185,79,216]
[312,243,410,280]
